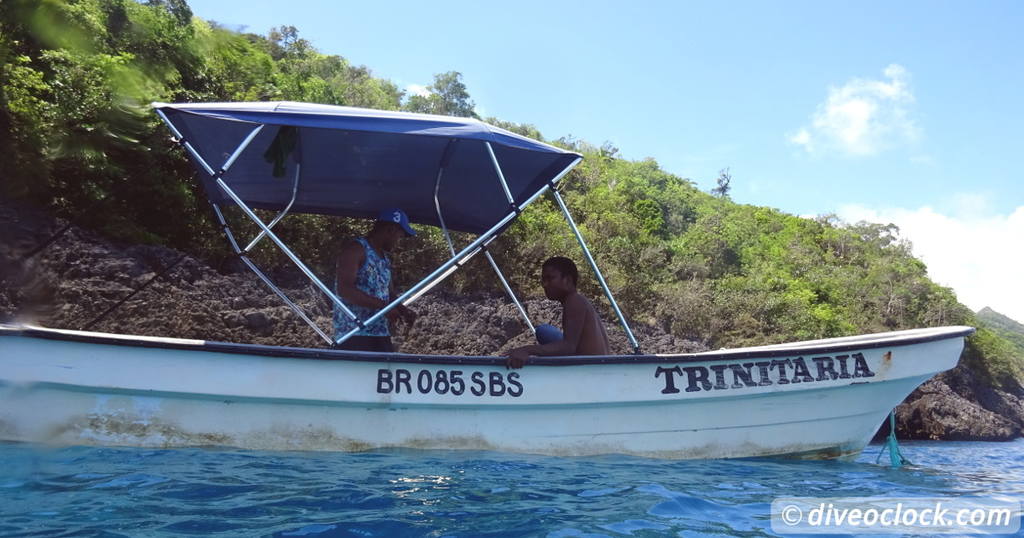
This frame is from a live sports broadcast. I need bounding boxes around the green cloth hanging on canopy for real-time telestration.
[263,125,298,177]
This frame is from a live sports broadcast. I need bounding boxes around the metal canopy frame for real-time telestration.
[156,111,641,353]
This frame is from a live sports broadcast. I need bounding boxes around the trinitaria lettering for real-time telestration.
[655,353,876,394]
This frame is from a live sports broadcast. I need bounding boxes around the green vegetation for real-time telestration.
[973,308,1024,388]
[978,307,1024,350]
[2,0,1021,387]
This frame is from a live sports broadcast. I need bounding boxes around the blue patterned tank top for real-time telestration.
[334,237,391,337]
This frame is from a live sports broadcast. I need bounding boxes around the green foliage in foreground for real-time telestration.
[2,0,1020,387]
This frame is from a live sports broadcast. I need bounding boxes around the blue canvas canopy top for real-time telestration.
[153,101,582,234]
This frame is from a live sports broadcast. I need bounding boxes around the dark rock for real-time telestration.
[880,363,1024,441]
[133,272,157,287]
[895,376,1020,441]
[244,311,271,329]
[222,313,245,329]
[500,317,521,340]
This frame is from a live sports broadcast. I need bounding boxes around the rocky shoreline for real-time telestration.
[2,202,1021,442]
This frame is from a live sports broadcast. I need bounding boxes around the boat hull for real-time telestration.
[0,325,972,459]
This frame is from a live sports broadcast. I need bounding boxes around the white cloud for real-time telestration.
[406,84,431,98]
[791,64,919,156]
[837,200,1024,324]
[790,128,811,147]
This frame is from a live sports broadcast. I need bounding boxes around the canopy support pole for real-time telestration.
[207,124,358,324]
[484,141,535,333]
[245,163,302,253]
[211,204,243,253]
[211,203,332,345]
[157,112,359,343]
[483,249,533,333]
[155,109,216,176]
[433,149,457,258]
[336,157,582,346]
[485,142,516,209]
[215,176,358,324]
[336,216,508,344]
[433,142,534,333]
[550,187,641,354]
[239,256,332,344]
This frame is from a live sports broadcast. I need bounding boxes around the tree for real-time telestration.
[266,25,311,60]
[404,71,477,118]
[711,168,731,198]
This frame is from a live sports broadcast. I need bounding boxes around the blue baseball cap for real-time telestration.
[377,208,416,236]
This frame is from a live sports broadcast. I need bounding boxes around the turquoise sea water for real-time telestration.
[1,440,1022,537]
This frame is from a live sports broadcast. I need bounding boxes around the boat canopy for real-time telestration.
[154,101,638,352]
[152,101,581,234]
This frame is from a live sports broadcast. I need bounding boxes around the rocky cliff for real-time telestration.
[0,203,703,356]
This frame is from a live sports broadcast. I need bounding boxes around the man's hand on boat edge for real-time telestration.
[506,347,531,369]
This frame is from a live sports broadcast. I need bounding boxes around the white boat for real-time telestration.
[0,102,974,459]
[0,324,972,458]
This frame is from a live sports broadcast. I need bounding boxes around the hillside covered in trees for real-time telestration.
[2,0,1022,405]
[978,307,1024,353]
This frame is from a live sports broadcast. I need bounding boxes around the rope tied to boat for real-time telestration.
[876,409,911,468]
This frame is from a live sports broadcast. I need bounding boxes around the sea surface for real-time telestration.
[1,440,1022,537]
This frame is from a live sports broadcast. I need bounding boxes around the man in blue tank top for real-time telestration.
[333,208,417,352]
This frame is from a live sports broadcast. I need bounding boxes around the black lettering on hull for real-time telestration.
[812,356,839,381]
[710,364,729,390]
[471,371,486,396]
[396,369,412,394]
[375,369,523,398]
[656,352,878,394]
[852,353,875,378]
[729,363,758,388]
[683,366,712,392]
[655,366,684,394]
[790,357,815,384]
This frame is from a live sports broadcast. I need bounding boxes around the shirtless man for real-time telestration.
[506,256,610,368]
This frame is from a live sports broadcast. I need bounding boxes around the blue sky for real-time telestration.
[187,0,1023,322]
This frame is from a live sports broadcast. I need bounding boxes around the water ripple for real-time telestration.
[0,440,1021,536]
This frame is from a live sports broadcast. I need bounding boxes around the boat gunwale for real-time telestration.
[0,324,975,366]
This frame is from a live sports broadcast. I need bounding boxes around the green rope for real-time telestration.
[876,410,910,468]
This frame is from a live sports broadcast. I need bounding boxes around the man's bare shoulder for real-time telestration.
[564,292,601,320]
[567,292,598,309]
[339,238,362,250]
[336,240,366,277]
[563,292,584,309]
[338,239,365,257]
